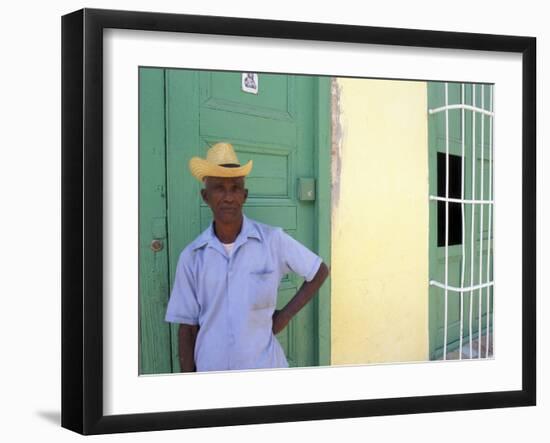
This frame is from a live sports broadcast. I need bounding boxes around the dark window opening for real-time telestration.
[437,152,462,247]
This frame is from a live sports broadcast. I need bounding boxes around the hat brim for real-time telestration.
[189,157,253,182]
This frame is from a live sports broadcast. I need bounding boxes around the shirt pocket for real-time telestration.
[248,269,277,310]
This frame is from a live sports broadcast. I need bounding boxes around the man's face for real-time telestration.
[201,176,248,224]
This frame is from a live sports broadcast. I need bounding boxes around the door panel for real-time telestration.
[201,72,294,120]
[165,69,319,370]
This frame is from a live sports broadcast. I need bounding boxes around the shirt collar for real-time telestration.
[192,214,261,251]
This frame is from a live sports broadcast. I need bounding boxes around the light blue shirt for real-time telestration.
[165,215,322,372]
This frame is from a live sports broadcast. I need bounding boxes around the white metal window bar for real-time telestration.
[459,84,465,360]
[469,85,476,359]
[429,83,494,360]
[478,85,485,358]
[429,281,494,292]
[429,196,493,204]
[486,86,494,359]
[443,83,450,358]
[428,104,494,117]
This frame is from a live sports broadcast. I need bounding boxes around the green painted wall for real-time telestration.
[138,68,172,374]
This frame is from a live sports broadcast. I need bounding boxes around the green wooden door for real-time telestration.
[428,82,494,359]
[139,68,331,373]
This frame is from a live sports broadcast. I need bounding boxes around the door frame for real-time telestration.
[315,77,332,366]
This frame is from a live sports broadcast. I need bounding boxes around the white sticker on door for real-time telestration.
[241,73,259,94]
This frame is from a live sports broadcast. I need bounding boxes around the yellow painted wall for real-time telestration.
[331,78,429,364]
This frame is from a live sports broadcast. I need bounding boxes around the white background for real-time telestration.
[0,0,546,441]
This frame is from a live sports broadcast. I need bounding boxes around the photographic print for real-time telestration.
[138,69,494,374]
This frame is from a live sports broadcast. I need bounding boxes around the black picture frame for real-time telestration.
[61,8,536,435]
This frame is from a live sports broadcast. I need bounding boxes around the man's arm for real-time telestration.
[272,262,329,335]
[178,323,199,372]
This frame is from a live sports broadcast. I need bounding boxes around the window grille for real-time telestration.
[428,83,494,360]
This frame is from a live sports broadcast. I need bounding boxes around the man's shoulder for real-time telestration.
[246,217,284,241]
[179,227,212,259]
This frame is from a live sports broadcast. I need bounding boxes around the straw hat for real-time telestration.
[189,142,253,182]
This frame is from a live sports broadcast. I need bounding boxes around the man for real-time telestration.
[165,142,329,372]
